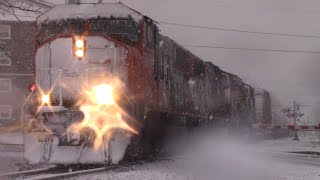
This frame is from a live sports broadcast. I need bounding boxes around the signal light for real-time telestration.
[288,124,295,129]
[73,37,86,59]
[29,82,36,92]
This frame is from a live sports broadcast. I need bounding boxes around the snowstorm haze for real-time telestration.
[50,0,320,121]
[2,1,320,179]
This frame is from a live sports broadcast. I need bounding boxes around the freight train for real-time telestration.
[23,2,263,165]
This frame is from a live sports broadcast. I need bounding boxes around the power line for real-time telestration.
[184,45,320,54]
[159,21,320,39]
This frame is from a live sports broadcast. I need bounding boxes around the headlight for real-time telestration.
[28,82,36,92]
[73,37,86,59]
[75,49,85,58]
[94,84,115,105]
[42,94,50,105]
[75,39,84,48]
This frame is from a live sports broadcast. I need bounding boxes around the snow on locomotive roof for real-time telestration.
[37,3,143,24]
[254,88,269,94]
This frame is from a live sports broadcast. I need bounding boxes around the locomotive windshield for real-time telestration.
[37,18,140,44]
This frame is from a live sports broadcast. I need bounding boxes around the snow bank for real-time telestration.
[37,3,143,24]
[256,131,320,153]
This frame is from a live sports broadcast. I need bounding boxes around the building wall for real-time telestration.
[0,21,35,126]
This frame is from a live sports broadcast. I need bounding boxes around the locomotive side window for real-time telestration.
[175,47,187,70]
[90,20,105,33]
[38,20,84,44]
[159,55,165,80]
[195,61,205,76]
[146,22,155,48]
[105,19,139,43]
[162,54,170,82]
[68,20,84,34]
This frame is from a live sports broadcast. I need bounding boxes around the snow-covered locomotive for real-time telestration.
[24,2,256,165]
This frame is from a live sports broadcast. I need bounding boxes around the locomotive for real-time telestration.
[24,2,256,165]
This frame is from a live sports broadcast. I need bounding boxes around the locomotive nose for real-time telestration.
[35,36,128,108]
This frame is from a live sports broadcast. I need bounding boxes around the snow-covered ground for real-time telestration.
[0,133,24,174]
[67,131,320,180]
[0,146,23,174]
[256,131,320,153]
[66,157,320,180]
[1,131,320,179]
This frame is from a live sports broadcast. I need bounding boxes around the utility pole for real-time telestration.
[281,100,304,141]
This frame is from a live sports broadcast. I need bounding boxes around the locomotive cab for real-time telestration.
[35,6,142,108]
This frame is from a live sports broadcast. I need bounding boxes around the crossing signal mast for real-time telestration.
[281,100,304,141]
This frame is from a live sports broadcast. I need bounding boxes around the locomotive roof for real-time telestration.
[221,70,240,79]
[37,2,144,24]
[254,88,270,95]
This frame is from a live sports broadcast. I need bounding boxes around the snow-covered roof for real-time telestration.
[254,88,269,95]
[37,3,144,24]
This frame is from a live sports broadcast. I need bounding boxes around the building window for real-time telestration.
[0,25,10,39]
[0,105,12,120]
[66,0,81,4]
[0,78,12,92]
[0,52,11,66]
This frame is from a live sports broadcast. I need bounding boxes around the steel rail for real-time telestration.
[1,161,144,180]
[30,166,116,180]
[29,161,143,180]
[1,158,171,180]
[0,167,55,179]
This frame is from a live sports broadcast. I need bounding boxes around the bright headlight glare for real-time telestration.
[94,84,115,105]
[42,94,50,104]
[75,39,84,48]
[75,49,84,58]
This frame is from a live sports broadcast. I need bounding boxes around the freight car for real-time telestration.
[254,89,272,124]
[23,2,256,165]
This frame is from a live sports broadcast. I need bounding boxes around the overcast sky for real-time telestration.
[42,0,320,121]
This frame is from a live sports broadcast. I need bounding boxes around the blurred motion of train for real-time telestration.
[23,2,269,165]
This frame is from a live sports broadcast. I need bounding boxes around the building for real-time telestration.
[0,0,115,128]
[0,0,52,127]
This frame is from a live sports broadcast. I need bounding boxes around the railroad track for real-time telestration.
[0,167,56,180]
[0,160,146,180]
[0,144,23,152]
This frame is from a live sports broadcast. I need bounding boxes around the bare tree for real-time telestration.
[0,0,43,21]
[0,0,44,55]
[0,0,47,56]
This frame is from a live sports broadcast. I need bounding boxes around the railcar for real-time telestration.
[24,2,256,165]
[254,89,272,124]
[219,71,255,128]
